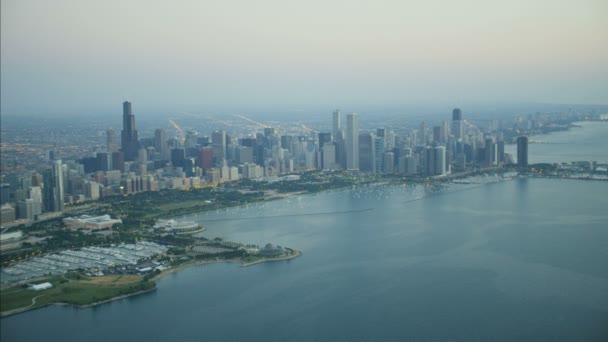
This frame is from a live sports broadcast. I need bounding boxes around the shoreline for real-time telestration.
[0,287,157,318]
[2,167,601,318]
[1,249,302,318]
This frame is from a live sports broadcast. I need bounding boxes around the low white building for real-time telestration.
[63,215,122,230]
[0,230,23,242]
[30,282,53,291]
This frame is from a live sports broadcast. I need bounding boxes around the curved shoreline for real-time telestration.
[1,288,157,318]
[241,249,302,267]
[1,249,302,318]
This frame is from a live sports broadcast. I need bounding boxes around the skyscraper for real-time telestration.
[484,137,495,167]
[43,160,64,212]
[321,143,336,170]
[212,130,227,164]
[419,121,427,145]
[154,128,169,160]
[346,113,360,170]
[452,108,464,140]
[452,108,462,121]
[358,133,375,172]
[434,146,446,175]
[497,139,505,165]
[517,136,528,167]
[121,101,140,161]
[318,132,332,149]
[107,128,119,153]
[332,110,341,141]
[373,135,384,172]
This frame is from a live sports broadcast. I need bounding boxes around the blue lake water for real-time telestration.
[2,122,608,341]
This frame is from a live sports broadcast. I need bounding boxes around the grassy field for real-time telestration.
[0,275,154,315]
[84,275,141,284]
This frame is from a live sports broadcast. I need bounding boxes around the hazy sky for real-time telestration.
[1,0,607,115]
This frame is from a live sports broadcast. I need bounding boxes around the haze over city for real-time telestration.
[1,1,608,341]
[1,0,607,116]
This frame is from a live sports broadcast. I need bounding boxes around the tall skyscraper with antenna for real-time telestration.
[121,101,140,161]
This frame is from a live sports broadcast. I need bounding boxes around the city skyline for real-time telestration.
[1,1,608,340]
[1,0,607,116]
[2,99,603,222]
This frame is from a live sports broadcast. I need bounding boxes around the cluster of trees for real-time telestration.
[193,249,246,261]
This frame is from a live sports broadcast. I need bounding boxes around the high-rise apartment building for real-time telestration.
[43,160,64,212]
[419,121,427,145]
[452,108,464,140]
[346,113,360,170]
[517,136,528,167]
[332,110,341,141]
[358,133,375,172]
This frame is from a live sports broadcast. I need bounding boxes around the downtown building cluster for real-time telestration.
[1,102,528,225]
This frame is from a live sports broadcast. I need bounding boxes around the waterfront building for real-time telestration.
[517,136,529,167]
[358,133,375,172]
[484,137,495,167]
[383,151,395,174]
[497,140,505,165]
[399,156,417,175]
[258,243,285,257]
[434,146,446,176]
[153,219,201,234]
[374,135,385,172]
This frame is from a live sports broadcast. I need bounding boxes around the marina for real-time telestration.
[1,242,167,284]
